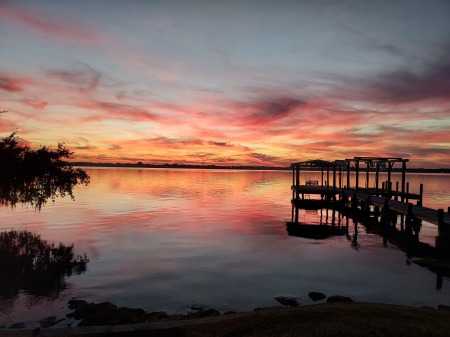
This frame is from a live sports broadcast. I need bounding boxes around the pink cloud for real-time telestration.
[2,62,449,168]
[0,76,26,92]
[230,97,305,126]
[78,101,163,123]
[22,99,49,110]
[0,118,18,133]
[0,5,103,43]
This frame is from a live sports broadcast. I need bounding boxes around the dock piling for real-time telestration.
[438,209,444,228]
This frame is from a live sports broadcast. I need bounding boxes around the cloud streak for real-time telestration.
[0,4,103,43]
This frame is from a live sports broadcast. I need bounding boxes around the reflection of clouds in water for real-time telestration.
[1,169,449,324]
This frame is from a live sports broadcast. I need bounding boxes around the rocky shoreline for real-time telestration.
[3,291,450,331]
[2,302,450,337]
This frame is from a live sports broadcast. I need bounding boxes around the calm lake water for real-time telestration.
[1,168,450,326]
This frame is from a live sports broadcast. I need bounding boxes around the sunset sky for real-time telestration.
[1,0,449,168]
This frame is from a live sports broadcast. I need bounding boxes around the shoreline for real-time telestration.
[70,162,450,174]
[2,302,450,337]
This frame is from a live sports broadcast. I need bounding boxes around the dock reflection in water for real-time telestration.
[286,208,348,240]
[289,201,450,291]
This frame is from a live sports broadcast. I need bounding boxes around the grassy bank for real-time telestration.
[151,303,450,337]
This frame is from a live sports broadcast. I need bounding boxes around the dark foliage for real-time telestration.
[0,132,90,209]
[0,230,89,298]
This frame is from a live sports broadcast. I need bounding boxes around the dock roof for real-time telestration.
[346,157,409,163]
[291,160,341,168]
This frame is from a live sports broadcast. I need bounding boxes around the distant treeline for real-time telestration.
[71,162,290,170]
[70,162,450,173]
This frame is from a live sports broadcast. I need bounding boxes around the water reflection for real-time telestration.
[0,169,89,210]
[1,169,449,323]
[290,200,450,292]
[286,208,348,239]
[0,230,89,298]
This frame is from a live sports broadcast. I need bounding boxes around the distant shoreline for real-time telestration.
[71,162,289,171]
[71,162,450,174]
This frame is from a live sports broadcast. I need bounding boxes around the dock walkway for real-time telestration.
[342,190,450,227]
[291,185,450,226]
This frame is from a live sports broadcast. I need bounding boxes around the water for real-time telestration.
[1,168,450,327]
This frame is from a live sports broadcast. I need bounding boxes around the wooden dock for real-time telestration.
[289,157,450,263]
[290,158,450,228]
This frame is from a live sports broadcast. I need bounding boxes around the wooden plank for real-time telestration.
[338,189,450,226]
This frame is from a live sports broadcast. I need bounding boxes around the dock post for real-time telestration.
[406,183,410,204]
[438,209,444,228]
[292,165,295,200]
[380,198,389,228]
[364,196,371,223]
[375,163,380,190]
[321,167,324,187]
[326,167,330,188]
[395,182,399,201]
[419,184,423,206]
[365,163,370,189]
[405,203,416,237]
[333,166,336,191]
[355,160,359,191]
[346,160,350,189]
[401,160,406,202]
[352,192,358,214]
[387,162,392,194]
[291,202,295,223]
[436,209,450,258]
[352,218,359,247]
[341,189,348,209]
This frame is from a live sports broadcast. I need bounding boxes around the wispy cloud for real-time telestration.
[47,64,102,93]
[22,99,49,110]
[368,64,450,103]
[0,4,103,43]
[339,45,450,105]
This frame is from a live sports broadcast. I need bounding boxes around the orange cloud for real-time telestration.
[2,58,449,168]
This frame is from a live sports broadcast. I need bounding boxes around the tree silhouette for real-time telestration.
[0,132,90,209]
[0,112,90,302]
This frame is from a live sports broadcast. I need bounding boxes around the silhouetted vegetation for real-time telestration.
[71,161,291,171]
[0,132,89,209]
[0,230,88,298]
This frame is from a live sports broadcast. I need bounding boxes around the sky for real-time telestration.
[1,0,449,168]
